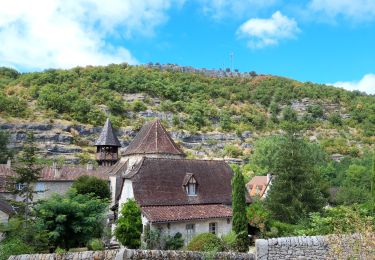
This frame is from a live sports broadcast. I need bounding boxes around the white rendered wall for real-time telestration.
[150,218,232,245]
[0,210,9,224]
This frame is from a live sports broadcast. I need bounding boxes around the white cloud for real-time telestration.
[198,0,278,20]
[308,0,375,22]
[237,11,300,49]
[328,74,375,94]
[0,0,177,70]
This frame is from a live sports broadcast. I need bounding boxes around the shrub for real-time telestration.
[115,199,142,249]
[186,233,224,252]
[0,237,34,260]
[165,232,184,250]
[329,112,342,126]
[221,231,237,251]
[307,105,324,118]
[87,238,104,251]
[132,100,147,112]
[224,145,243,158]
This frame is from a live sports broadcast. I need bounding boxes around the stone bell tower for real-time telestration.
[95,118,121,166]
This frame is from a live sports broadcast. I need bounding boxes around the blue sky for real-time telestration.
[0,0,375,93]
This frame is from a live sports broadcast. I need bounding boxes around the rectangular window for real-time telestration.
[15,183,25,191]
[186,224,195,244]
[188,183,196,195]
[35,182,45,192]
[209,222,217,234]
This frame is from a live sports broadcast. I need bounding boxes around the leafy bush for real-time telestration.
[307,104,324,118]
[87,238,104,251]
[186,233,224,252]
[132,100,147,112]
[221,231,237,251]
[72,175,110,200]
[33,189,108,250]
[0,94,28,117]
[165,232,184,250]
[0,237,35,260]
[115,199,142,249]
[224,145,243,158]
[328,112,342,126]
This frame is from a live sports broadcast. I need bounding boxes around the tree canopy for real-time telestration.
[115,199,142,249]
[72,175,110,200]
[265,125,328,224]
[33,189,108,250]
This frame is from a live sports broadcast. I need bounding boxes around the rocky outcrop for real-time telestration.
[0,120,248,164]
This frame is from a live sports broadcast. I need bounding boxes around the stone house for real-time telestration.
[108,119,235,244]
[0,198,15,224]
[246,174,272,199]
[0,118,237,244]
[0,161,110,202]
[0,119,119,202]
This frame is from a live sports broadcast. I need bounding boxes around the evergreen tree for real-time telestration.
[265,123,327,224]
[231,165,248,252]
[115,199,142,249]
[11,132,42,221]
[0,130,12,164]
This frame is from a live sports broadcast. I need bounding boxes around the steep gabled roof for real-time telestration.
[95,118,121,147]
[0,198,15,215]
[130,158,233,206]
[123,119,185,156]
[0,164,111,184]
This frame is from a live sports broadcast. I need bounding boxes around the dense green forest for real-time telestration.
[0,64,373,134]
[0,64,374,157]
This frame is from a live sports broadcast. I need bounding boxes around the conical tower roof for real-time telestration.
[123,119,185,156]
[95,118,121,147]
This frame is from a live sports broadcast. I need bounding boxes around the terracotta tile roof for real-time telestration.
[246,176,270,198]
[0,164,111,184]
[142,204,232,223]
[95,118,121,147]
[38,165,111,181]
[130,158,233,206]
[0,198,15,215]
[123,119,185,156]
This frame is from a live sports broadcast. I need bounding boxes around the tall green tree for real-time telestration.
[115,199,142,249]
[231,165,248,252]
[33,189,107,250]
[11,132,42,222]
[265,123,328,224]
[72,175,110,200]
[0,130,12,164]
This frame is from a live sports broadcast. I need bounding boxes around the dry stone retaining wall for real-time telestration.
[9,249,254,260]
[256,235,329,260]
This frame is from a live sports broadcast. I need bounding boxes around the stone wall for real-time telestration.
[8,250,119,260]
[256,235,329,260]
[9,249,254,260]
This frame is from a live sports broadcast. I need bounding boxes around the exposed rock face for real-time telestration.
[0,121,247,164]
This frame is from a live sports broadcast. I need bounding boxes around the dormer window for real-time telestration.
[183,173,198,196]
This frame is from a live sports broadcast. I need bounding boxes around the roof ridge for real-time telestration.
[143,157,226,163]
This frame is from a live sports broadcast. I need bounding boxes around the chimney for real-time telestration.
[52,161,61,178]
[87,162,94,171]
[6,158,11,169]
